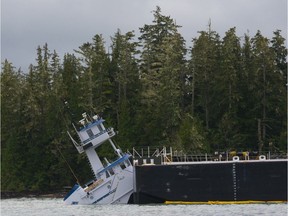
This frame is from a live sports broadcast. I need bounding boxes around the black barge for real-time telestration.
[131,148,287,204]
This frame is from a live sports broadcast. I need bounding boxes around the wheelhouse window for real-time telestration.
[97,124,104,132]
[108,168,114,176]
[87,129,94,138]
[120,162,126,170]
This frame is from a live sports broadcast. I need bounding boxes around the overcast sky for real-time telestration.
[1,0,287,72]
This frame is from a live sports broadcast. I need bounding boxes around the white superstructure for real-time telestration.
[64,112,133,205]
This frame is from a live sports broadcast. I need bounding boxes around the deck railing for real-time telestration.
[128,146,288,165]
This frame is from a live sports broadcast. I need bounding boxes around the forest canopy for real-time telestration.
[1,7,287,192]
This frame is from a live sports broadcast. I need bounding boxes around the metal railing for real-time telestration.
[128,146,288,165]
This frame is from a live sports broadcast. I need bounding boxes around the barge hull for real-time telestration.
[133,160,287,204]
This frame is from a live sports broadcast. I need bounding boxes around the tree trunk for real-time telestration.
[258,118,263,153]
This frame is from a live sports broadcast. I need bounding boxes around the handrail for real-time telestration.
[129,146,288,163]
[83,127,114,144]
[97,154,130,175]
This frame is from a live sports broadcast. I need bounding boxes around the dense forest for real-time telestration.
[1,7,287,192]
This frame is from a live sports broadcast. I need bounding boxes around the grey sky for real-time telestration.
[1,0,287,71]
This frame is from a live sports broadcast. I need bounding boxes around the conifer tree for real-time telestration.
[62,53,82,114]
[110,30,140,149]
[1,60,26,191]
[189,24,221,131]
[76,35,111,114]
[251,31,281,152]
[238,33,259,148]
[269,30,287,150]
[216,27,243,149]
[138,6,185,147]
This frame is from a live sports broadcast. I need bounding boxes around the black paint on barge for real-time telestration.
[133,160,287,204]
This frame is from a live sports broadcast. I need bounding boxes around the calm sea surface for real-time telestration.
[1,198,287,216]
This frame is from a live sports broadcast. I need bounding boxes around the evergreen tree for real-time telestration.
[138,6,185,147]
[76,35,111,114]
[189,24,221,131]
[239,33,259,149]
[110,30,140,149]
[1,60,26,191]
[62,53,82,115]
[157,32,187,147]
[251,31,282,152]
[188,23,222,152]
[216,27,243,149]
[20,45,65,190]
[269,30,287,151]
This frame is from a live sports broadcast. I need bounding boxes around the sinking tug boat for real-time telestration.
[63,112,287,205]
[63,112,133,204]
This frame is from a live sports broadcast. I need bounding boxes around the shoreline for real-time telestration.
[1,191,67,199]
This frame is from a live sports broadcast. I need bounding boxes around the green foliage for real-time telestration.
[110,30,140,149]
[179,114,208,153]
[138,6,186,147]
[190,26,221,130]
[1,6,287,193]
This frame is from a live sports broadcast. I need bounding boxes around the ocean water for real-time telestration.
[1,198,287,216]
